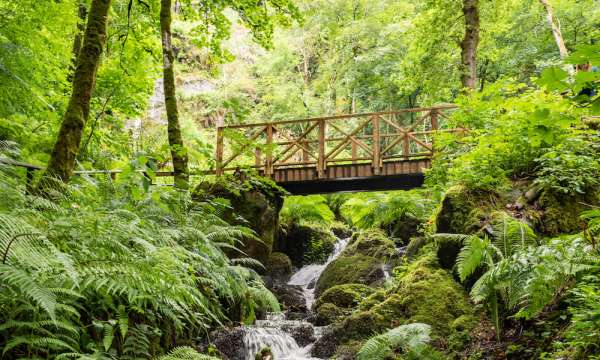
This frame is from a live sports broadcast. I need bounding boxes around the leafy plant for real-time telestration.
[357,323,432,360]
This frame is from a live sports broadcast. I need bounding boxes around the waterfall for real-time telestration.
[242,237,351,360]
[288,237,350,308]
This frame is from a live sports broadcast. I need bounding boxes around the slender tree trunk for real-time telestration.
[460,0,480,90]
[539,0,568,59]
[160,0,189,189]
[68,2,88,82]
[538,0,575,74]
[43,0,112,184]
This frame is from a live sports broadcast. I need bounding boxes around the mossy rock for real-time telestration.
[434,185,492,234]
[312,311,388,358]
[314,254,382,297]
[434,234,465,270]
[275,222,336,267]
[266,252,292,281]
[314,230,397,297]
[369,256,476,338]
[330,221,352,238]
[193,175,287,265]
[386,214,423,244]
[315,283,375,309]
[343,229,398,260]
[314,302,344,326]
[535,190,600,236]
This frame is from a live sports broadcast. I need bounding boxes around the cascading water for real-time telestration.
[242,236,351,360]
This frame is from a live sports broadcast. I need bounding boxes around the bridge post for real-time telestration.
[318,119,326,178]
[372,115,381,175]
[216,126,224,176]
[430,110,439,130]
[255,147,262,169]
[266,124,274,177]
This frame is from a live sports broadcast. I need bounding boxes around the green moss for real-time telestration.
[193,175,287,264]
[266,252,292,279]
[275,222,336,267]
[314,254,380,297]
[344,229,398,260]
[434,234,465,270]
[434,185,492,234]
[314,302,344,326]
[315,283,375,309]
[536,190,599,236]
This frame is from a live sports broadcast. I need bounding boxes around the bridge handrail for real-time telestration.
[216,105,463,178]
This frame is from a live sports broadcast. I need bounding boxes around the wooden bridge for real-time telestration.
[215,105,463,194]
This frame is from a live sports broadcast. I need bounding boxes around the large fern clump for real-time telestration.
[0,163,279,359]
[356,323,436,360]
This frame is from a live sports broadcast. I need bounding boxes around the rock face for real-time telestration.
[274,222,337,267]
[280,322,315,346]
[435,185,488,234]
[193,175,287,265]
[314,230,398,297]
[266,252,293,282]
[205,327,246,360]
[270,284,307,312]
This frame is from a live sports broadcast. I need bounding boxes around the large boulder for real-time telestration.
[313,284,375,326]
[275,222,336,267]
[193,175,287,265]
[265,252,292,282]
[204,327,246,360]
[314,230,398,297]
[434,185,490,234]
[270,284,307,312]
[312,255,477,358]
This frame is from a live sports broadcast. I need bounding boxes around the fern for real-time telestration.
[357,323,431,360]
[155,347,219,360]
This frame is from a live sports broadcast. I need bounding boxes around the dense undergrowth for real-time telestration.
[0,158,279,359]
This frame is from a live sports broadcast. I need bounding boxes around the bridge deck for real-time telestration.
[270,159,431,194]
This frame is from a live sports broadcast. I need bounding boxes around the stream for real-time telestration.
[241,237,351,360]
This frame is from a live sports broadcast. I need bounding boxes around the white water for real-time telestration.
[287,237,351,309]
[242,237,351,360]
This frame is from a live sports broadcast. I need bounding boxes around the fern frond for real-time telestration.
[155,346,220,360]
[357,323,431,360]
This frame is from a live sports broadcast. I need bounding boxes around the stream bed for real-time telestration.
[241,237,351,359]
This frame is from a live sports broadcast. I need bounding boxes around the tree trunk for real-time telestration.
[43,0,112,184]
[68,2,88,82]
[460,0,480,90]
[160,0,189,189]
[539,0,568,59]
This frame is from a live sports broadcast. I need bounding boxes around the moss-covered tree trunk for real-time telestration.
[160,0,189,189]
[43,0,111,183]
[460,0,479,90]
[68,1,88,82]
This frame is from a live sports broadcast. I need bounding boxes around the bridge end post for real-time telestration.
[318,119,326,179]
[372,115,381,175]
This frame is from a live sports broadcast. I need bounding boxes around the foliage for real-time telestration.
[155,347,219,360]
[280,195,335,227]
[356,323,431,360]
[0,165,279,359]
[341,190,436,231]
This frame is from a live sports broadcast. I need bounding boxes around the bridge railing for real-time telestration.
[216,104,463,178]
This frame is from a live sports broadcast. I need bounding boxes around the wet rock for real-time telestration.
[193,175,287,265]
[205,327,245,360]
[275,223,336,267]
[271,284,307,312]
[281,322,316,347]
[266,252,293,282]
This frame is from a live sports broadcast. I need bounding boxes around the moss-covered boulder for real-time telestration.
[385,214,423,245]
[434,185,491,234]
[312,254,477,358]
[315,283,375,309]
[314,255,382,297]
[314,302,344,326]
[193,175,287,265]
[314,230,397,297]
[275,222,336,267]
[434,234,465,270]
[266,252,292,281]
[534,190,600,236]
